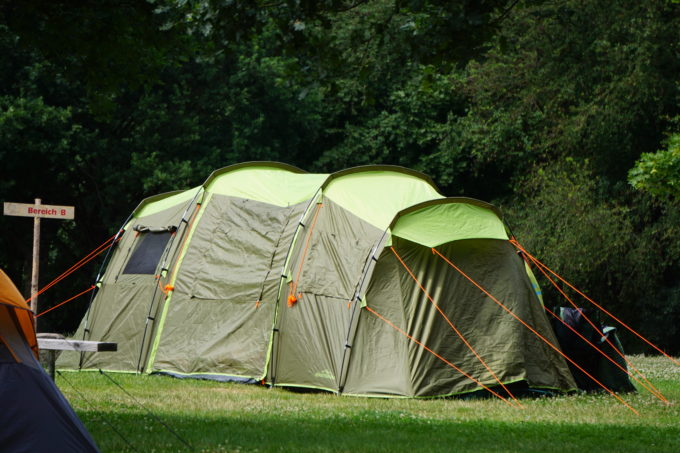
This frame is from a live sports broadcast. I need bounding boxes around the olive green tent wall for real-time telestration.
[148,165,327,379]
[268,170,444,392]
[342,237,575,397]
[59,162,577,397]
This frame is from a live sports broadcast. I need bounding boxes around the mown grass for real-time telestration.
[57,355,680,453]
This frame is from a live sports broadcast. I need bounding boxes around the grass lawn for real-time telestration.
[57,355,680,453]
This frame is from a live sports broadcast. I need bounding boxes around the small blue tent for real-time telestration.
[0,269,98,453]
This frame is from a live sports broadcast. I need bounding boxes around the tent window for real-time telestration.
[123,232,172,275]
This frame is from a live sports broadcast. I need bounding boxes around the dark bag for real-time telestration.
[550,307,636,393]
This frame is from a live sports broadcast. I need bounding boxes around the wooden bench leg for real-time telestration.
[48,350,56,381]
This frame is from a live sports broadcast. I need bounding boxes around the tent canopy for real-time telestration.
[0,269,37,358]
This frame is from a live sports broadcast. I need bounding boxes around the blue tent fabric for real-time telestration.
[0,362,99,453]
[1,269,99,453]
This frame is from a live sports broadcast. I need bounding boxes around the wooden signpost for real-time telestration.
[3,202,117,380]
[3,199,75,328]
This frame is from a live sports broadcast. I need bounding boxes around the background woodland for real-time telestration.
[1,0,678,352]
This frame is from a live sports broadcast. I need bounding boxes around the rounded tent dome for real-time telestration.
[322,165,443,230]
[388,198,508,248]
[134,187,202,219]
[0,269,37,356]
[1,269,100,452]
[203,162,328,207]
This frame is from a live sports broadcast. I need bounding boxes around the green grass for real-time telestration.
[57,355,680,453]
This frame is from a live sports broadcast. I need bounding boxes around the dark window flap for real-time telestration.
[123,232,172,274]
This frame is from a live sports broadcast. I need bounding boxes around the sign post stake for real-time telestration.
[31,198,41,324]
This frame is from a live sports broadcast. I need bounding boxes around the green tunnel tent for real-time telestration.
[59,162,577,397]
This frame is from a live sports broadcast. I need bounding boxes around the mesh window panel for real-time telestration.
[123,232,172,274]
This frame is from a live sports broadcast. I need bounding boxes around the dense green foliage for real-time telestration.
[630,123,680,200]
[0,1,678,352]
[504,159,679,351]
[58,355,680,452]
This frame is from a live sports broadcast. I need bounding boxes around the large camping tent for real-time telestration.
[59,163,577,397]
[0,269,99,452]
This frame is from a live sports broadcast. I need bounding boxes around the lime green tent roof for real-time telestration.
[202,163,443,226]
[205,162,328,207]
[131,163,507,247]
[134,186,202,219]
[129,163,507,248]
[323,167,443,230]
[390,198,508,248]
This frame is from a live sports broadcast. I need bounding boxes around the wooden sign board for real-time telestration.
[3,202,74,220]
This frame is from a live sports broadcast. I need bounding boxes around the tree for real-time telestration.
[505,159,679,353]
[629,125,680,200]
[445,0,680,199]
[1,0,678,349]
[0,0,190,115]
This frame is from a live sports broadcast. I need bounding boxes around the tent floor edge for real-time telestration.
[152,370,260,384]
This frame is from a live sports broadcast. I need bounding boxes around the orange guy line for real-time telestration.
[36,285,96,318]
[25,232,119,303]
[391,247,522,408]
[290,203,323,298]
[524,253,667,403]
[365,306,516,407]
[511,239,679,367]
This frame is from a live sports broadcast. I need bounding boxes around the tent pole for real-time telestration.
[135,191,203,373]
[79,218,130,369]
[337,231,389,393]
[267,190,322,386]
